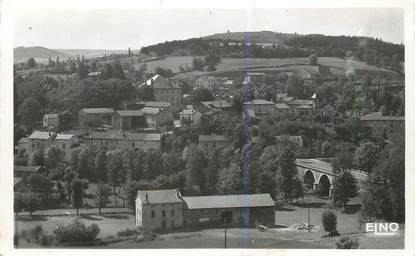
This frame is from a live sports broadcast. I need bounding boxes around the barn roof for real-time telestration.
[182,194,274,209]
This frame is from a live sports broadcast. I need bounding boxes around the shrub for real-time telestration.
[53,217,100,243]
[322,210,339,236]
[336,236,359,249]
[20,225,54,246]
[117,228,138,237]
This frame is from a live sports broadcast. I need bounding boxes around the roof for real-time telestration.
[144,101,171,108]
[223,80,234,85]
[14,165,43,174]
[116,110,143,117]
[322,105,336,111]
[296,104,313,109]
[137,189,183,204]
[275,103,290,109]
[288,99,314,106]
[55,134,74,140]
[44,113,59,119]
[199,134,227,142]
[244,99,274,105]
[182,194,274,209]
[141,75,180,89]
[141,107,161,115]
[88,130,161,141]
[247,72,266,76]
[80,108,115,114]
[360,114,404,121]
[201,100,231,109]
[28,131,51,140]
[181,109,195,115]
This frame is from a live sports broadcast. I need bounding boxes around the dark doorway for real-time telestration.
[221,211,233,225]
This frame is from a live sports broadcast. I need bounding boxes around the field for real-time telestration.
[138,56,397,79]
[15,196,404,249]
[132,56,200,73]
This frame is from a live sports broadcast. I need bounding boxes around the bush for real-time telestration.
[53,217,100,243]
[322,210,339,236]
[20,225,54,246]
[117,228,138,237]
[336,236,359,249]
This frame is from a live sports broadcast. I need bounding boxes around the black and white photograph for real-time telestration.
[0,0,413,253]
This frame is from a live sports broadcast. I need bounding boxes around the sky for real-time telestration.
[13,8,404,50]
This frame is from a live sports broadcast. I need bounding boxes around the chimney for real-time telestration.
[151,78,154,87]
[176,189,181,198]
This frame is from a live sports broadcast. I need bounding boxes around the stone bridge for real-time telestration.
[295,158,368,197]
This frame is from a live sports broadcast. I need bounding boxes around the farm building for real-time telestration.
[43,113,60,128]
[83,130,161,152]
[360,112,404,138]
[135,189,275,232]
[112,110,146,130]
[140,75,182,105]
[243,99,275,115]
[198,134,228,154]
[78,108,115,128]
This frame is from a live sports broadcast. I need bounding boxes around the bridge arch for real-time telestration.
[317,174,332,197]
[303,169,316,189]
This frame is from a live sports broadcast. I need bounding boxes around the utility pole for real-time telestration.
[307,207,311,232]
[224,219,227,248]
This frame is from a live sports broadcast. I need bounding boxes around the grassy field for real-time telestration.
[132,56,199,73]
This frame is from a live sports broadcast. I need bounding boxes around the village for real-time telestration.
[12,28,405,248]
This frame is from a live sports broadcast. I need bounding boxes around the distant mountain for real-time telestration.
[14,47,129,63]
[203,30,299,44]
[14,46,66,60]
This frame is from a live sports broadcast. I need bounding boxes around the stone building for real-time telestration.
[43,113,60,128]
[78,108,115,128]
[140,75,182,105]
[243,99,275,115]
[83,130,161,152]
[198,134,228,154]
[360,112,404,138]
[25,131,78,162]
[135,189,275,232]
[135,189,184,232]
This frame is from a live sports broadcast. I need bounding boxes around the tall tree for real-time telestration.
[95,183,111,215]
[216,163,243,195]
[185,146,208,195]
[94,149,108,182]
[278,147,299,202]
[78,147,94,180]
[71,179,83,215]
[27,58,37,68]
[45,146,63,175]
[332,170,358,209]
[106,149,127,207]
[18,97,42,125]
[354,142,380,173]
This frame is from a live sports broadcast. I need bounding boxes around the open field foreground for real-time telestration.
[15,202,404,249]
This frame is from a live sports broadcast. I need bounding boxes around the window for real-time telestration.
[132,142,135,148]
[171,210,175,216]
[62,144,66,150]
[162,210,166,217]
[171,220,175,227]
[151,211,155,218]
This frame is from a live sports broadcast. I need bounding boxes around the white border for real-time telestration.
[1,0,414,256]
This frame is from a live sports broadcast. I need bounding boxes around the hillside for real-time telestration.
[14,46,66,59]
[14,47,129,63]
[203,31,298,43]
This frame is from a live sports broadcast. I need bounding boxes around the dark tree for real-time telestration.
[27,58,37,68]
[321,210,339,236]
[332,170,358,209]
[71,179,83,215]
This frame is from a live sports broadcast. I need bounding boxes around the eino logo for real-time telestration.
[365,223,399,236]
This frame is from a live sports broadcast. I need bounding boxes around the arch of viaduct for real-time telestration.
[295,159,339,197]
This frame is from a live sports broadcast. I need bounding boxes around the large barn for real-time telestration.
[135,189,275,232]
